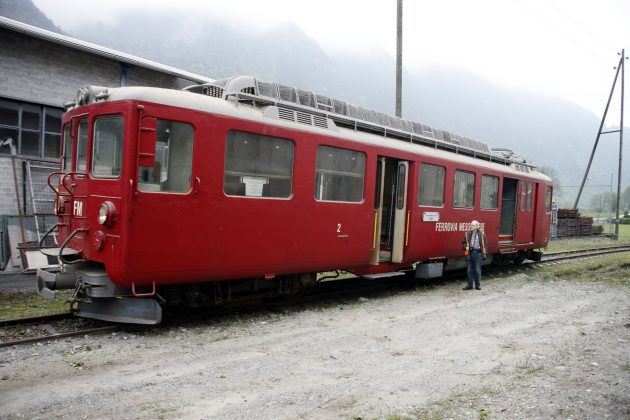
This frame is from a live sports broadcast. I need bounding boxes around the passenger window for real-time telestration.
[527,183,534,212]
[138,120,193,193]
[92,116,123,178]
[315,145,365,203]
[545,186,553,212]
[62,124,72,172]
[520,182,526,211]
[453,170,475,208]
[76,119,88,173]
[418,163,445,207]
[224,131,294,198]
[480,175,499,210]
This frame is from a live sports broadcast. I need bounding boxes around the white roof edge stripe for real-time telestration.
[0,16,215,84]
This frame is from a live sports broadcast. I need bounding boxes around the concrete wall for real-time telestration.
[0,27,193,106]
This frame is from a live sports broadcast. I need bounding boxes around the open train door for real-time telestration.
[371,158,409,264]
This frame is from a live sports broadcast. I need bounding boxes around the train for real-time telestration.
[36,75,553,324]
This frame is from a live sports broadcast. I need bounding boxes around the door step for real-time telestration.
[362,271,406,280]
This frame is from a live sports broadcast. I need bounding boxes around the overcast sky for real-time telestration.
[33,0,629,122]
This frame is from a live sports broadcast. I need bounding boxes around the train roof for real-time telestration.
[69,82,551,182]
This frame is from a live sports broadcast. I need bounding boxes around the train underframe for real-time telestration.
[37,262,318,324]
[37,248,544,324]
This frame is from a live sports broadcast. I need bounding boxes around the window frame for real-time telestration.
[138,118,195,195]
[223,130,295,200]
[61,123,72,172]
[526,182,534,212]
[314,144,366,204]
[545,186,553,213]
[91,115,124,180]
[0,99,63,160]
[453,169,476,209]
[519,182,527,211]
[480,174,499,210]
[418,163,446,208]
[75,119,89,174]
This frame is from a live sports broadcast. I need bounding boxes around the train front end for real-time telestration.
[36,86,162,324]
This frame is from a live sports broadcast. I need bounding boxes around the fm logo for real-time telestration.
[73,200,83,217]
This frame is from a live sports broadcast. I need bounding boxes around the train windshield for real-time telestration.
[92,116,124,178]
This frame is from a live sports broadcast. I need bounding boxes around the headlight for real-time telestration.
[97,201,116,227]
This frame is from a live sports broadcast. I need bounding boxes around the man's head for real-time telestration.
[471,220,480,231]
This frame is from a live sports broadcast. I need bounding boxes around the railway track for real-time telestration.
[1,245,628,348]
[0,312,120,349]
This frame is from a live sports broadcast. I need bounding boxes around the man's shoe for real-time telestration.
[475,287,481,290]
[463,286,473,290]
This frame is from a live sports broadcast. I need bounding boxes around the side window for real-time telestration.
[396,164,406,209]
[418,163,445,207]
[62,124,72,172]
[545,186,553,212]
[480,175,499,210]
[76,119,88,173]
[92,116,124,178]
[224,131,293,198]
[138,120,193,193]
[527,183,534,212]
[453,170,475,208]
[315,145,365,203]
[520,182,526,211]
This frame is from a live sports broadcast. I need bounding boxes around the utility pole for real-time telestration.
[574,50,627,235]
[614,48,626,238]
[395,0,403,117]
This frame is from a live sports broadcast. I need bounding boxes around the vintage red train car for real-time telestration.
[37,76,553,323]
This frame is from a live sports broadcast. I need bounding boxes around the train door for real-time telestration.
[499,177,517,243]
[515,181,536,243]
[371,157,409,264]
[129,111,198,275]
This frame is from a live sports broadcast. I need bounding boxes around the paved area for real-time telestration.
[0,272,36,293]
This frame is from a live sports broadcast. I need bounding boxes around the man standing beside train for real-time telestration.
[463,220,488,290]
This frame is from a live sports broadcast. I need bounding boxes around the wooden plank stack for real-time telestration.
[556,209,601,237]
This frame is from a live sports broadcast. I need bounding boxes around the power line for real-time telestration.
[511,0,613,67]
[548,0,618,55]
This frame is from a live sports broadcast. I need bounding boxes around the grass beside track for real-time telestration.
[545,235,630,253]
[0,290,73,321]
[533,252,630,286]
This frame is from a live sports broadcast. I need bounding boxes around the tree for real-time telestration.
[621,186,630,211]
[590,191,617,213]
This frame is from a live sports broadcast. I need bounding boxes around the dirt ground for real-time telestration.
[1,263,629,419]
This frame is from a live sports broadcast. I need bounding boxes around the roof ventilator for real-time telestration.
[185,75,534,168]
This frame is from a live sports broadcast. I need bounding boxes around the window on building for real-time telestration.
[480,175,499,210]
[0,98,63,158]
[92,116,124,178]
[453,170,475,208]
[138,120,194,193]
[62,124,72,172]
[545,186,553,212]
[527,183,534,212]
[223,131,294,198]
[418,163,445,206]
[44,109,62,159]
[76,120,88,173]
[315,145,365,202]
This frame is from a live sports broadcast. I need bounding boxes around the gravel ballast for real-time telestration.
[0,272,628,419]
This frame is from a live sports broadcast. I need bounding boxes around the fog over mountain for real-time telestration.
[3,1,627,207]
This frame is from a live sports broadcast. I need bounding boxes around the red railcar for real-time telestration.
[37,76,553,323]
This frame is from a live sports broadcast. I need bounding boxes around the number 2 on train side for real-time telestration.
[337,223,342,233]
